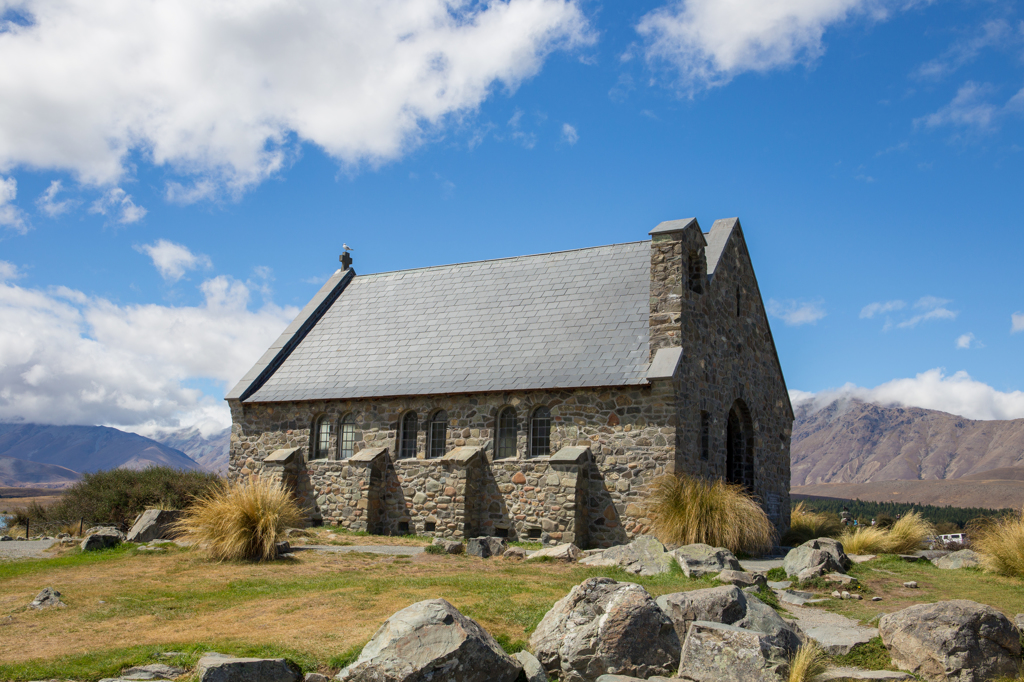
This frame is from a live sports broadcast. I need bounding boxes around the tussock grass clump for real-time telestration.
[173,477,303,561]
[837,512,935,555]
[784,502,842,546]
[973,508,1024,577]
[646,474,775,554]
[788,641,830,682]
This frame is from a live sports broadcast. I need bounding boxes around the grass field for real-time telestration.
[3,542,1024,681]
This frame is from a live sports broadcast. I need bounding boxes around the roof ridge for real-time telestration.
[356,240,649,278]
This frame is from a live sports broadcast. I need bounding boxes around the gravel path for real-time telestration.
[294,544,425,556]
[0,539,57,560]
[784,603,878,655]
[739,557,785,572]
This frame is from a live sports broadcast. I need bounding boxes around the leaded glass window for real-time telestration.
[313,416,332,460]
[340,413,355,459]
[529,406,551,458]
[399,411,418,459]
[497,407,517,459]
[428,410,447,459]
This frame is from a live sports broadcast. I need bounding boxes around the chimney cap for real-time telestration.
[649,217,698,236]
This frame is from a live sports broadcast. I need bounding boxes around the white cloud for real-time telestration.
[767,298,826,326]
[35,180,75,217]
[635,0,909,93]
[0,260,21,282]
[0,175,27,233]
[860,299,905,318]
[89,187,147,224]
[894,296,957,329]
[791,368,1024,421]
[913,20,1014,81]
[0,274,297,429]
[1012,312,1024,334]
[917,81,1001,131]
[0,0,592,194]
[561,123,579,145]
[135,239,213,282]
[955,332,981,349]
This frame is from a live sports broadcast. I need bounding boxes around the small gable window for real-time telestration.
[428,410,448,459]
[339,413,355,459]
[312,415,332,460]
[530,406,551,458]
[497,407,518,459]
[399,411,418,459]
[687,250,703,295]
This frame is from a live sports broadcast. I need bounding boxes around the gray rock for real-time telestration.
[902,581,917,589]
[671,543,743,578]
[823,572,858,586]
[526,543,582,563]
[125,510,183,543]
[678,621,789,682]
[28,587,65,610]
[502,547,526,560]
[595,676,675,682]
[1016,613,1024,632]
[513,651,546,682]
[879,599,1021,682]
[785,604,877,655]
[432,538,465,555]
[197,653,302,682]
[304,674,330,682]
[336,598,520,682]
[818,668,912,680]
[777,589,826,606]
[783,538,850,578]
[467,536,507,559]
[656,585,802,654]
[932,549,981,570]
[716,569,767,590]
[119,663,186,680]
[275,540,291,556]
[530,577,680,682]
[578,535,675,576]
[81,528,125,551]
[0,535,12,541]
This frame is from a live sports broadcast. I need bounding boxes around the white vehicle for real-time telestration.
[939,533,967,546]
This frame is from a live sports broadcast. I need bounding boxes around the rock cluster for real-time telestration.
[671,543,743,578]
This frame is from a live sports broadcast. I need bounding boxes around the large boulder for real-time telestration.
[716,569,767,590]
[81,528,125,551]
[879,599,1020,682]
[678,621,789,682]
[672,544,743,578]
[656,586,802,654]
[513,651,546,682]
[530,577,680,682]
[125,509,183,543]
[526,543,582,563]
[932,549,981,570]
[197,653,302,682]
[119,663,186,680]
[467,536,507,559]
[336,598,521,682]
[783,538,850,578]
[578,536,675,576]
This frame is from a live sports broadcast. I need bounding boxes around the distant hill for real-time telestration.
[148,426,230,473]
[792,398,1024,486]
[0,424,202,482]
[0,456,82,488]
[793,477,1024,510]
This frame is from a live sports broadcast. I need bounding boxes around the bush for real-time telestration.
[172,477,303,561]
[783,502,842,546]
[424,543,445,555]
[837,525,891,555]
[44,467,222,529]
[837,512,935,555]
[646,474,775,554]
[973,509,1024,577]
[788,641,829,682]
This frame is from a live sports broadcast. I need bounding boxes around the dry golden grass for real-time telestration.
[646,474,775,554]
[837,512,934,555]
[784,502,842,546]
[788,641,830,682]
[973,508,1024,577]
[172,478,303,561]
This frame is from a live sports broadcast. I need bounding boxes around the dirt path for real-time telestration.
[0,539,57,560]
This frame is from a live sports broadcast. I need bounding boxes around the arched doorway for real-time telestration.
[726,400,754,490]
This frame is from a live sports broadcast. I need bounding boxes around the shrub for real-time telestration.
[172,477,303,561]
[46,467,222,528]
[783,502,842,546]
[423,543,445,555]
[973,508,1024,577]
[837,525,891,555]
[788,641,829,682]
[837,512,935,555]
[646,474,775,554]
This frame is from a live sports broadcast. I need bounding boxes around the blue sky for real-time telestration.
[1,0,1022,433]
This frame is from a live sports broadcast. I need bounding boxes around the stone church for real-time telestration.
[227,217,793,548]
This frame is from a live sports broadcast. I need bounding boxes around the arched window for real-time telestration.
[726,400,754,490]
[399,411,418,459]
[496,407,518,459]
[529,406,551,458]
[312,415,332,460]
[428,410,447,459]
[339,413,355,459]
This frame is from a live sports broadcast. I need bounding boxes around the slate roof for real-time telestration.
[240,241,654,403]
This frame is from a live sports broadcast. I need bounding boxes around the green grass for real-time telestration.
[0,641,320,682]
[327,642,366,670]
[508,541,544,550]
[0,544,135,580]
[830,637,897,671]
[766,567,787,581]
[493,633,529,654]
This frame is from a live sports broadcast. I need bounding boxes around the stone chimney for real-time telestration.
[648,218,699,359]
